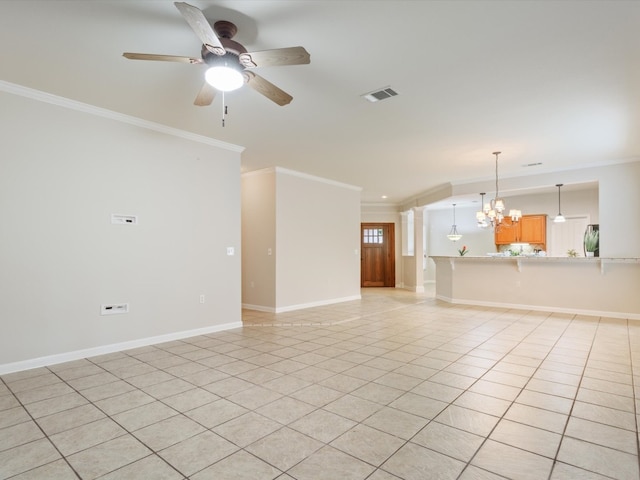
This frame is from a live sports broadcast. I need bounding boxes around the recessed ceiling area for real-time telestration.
[1,1,637,205]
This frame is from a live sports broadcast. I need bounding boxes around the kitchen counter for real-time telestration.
[430,256,640,320]
[438,255,639,273]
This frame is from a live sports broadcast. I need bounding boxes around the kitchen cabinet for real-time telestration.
[520,214,546,245]
[494,218,518,244]
[495,214,547,248]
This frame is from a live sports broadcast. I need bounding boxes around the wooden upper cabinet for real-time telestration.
[520,214,547,245]
[494,214,547,247]
[494,217,518,245]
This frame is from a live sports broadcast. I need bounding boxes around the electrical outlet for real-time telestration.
[227,247,234,256]
[200,294,205,304]
[101,303,129,315]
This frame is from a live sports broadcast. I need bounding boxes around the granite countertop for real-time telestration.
[430,256,640,263]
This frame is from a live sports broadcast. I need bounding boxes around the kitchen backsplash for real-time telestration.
[497,243,546,255]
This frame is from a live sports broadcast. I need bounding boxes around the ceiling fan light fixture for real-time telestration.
[205,65,244,92]
[124,4,310,107]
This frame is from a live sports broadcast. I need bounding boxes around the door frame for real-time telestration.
[360,222,395,287]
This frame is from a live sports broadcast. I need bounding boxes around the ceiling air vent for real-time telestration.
[361,86,398,103]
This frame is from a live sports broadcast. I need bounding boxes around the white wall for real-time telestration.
[242,168,361,312]
[402,255,418,290]
[276,169,361,309]
[0,88,243,370]
[427,205,497,256]
[426,205,496,281]
[241,170,276,308]
[597,161,640,257]
[508,188,599,224]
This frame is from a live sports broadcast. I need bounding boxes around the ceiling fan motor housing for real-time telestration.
[213,20,238,40]
[201,34,246,73]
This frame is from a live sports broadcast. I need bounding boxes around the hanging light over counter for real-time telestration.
[554,184,566,223]
[476,151,521,229]
[476,192,488,228]
[447,203,462,242]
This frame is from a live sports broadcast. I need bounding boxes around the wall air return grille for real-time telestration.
[361,86,398,103]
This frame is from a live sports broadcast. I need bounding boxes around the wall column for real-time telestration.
[413,206,426,293]
[400,211,409,256]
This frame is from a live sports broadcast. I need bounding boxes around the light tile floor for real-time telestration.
[1,288,639,479]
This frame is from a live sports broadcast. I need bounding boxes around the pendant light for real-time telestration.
[447,203,462,242]
[554,184,566,223]
[476,192,488,228]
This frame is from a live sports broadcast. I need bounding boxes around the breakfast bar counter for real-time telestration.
[430,256,640,320]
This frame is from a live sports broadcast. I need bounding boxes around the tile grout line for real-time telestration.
[237,303,527,478]
[3,368,84,479]
[544,315,600,480]
[626,317,640,478]
[455,312,579,480]
[352,306,556,478]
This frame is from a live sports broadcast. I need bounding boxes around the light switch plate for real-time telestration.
[111,214,137,225]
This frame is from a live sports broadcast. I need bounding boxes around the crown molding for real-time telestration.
[242,166,362,192]
[0,80,244,153]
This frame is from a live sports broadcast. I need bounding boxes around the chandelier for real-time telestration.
[447,203,462,242]
[476,151,521,229]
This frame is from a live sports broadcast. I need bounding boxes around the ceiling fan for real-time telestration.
[123,2,310,106]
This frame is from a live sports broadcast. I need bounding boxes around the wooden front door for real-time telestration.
[361,223,395,287]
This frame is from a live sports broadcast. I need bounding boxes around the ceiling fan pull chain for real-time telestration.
[221,91,226,127]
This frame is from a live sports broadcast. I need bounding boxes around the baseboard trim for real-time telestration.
[435,295,640,321]
[0,321,242,375]
[402,286,425,293]
[242,304,275,313]
[243,295,362,314]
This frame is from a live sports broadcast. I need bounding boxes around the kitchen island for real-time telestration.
[430,256,640,320]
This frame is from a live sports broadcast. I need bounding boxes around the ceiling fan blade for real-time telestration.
[123,52,203,64]
[239,46,310,68]
[174,2,225,56]
[243,71,293,106]
[194,82,216,106]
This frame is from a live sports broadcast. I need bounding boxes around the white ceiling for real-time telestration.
[1,1,638,204]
